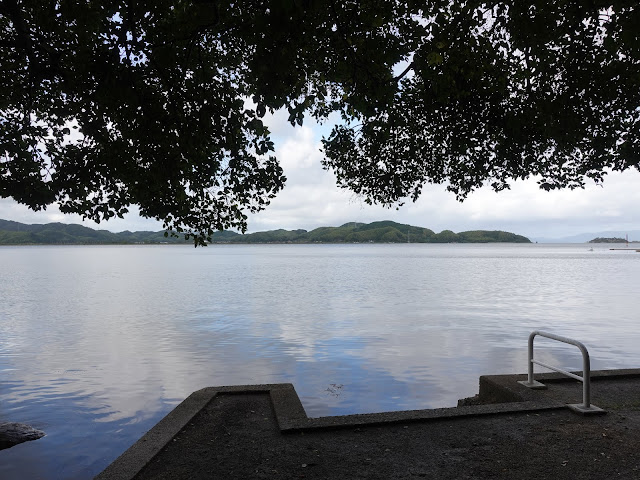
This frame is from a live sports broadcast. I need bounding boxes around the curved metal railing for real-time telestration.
[518,330,604,414]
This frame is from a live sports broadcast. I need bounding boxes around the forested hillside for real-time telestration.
[0,219,530,245]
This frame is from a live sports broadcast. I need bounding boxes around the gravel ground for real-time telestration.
[133,391,640,480]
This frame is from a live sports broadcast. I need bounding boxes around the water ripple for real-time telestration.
[1,244,639,478]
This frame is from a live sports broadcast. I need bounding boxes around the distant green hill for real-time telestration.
[0,219,531,245]
[588,237,635,243]
[213,221,530,244]
[0,219,187,245]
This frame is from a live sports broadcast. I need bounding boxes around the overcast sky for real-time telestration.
[2,109,639,240]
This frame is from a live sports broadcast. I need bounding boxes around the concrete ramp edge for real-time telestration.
[95,369,640,479]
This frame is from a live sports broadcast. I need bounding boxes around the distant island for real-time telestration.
[0,219,531,245]
[588,237,637,243]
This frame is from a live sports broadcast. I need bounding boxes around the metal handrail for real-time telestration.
[518,330,604,414]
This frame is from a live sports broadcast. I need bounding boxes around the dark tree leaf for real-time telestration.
[1,1,638,245]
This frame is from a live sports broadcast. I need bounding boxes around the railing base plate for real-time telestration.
[567,403,606,415]
[517,380,547,390]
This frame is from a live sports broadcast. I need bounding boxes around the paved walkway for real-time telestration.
[96,369,640,480]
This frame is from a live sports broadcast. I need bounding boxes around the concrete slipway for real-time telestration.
[96,369,640,479]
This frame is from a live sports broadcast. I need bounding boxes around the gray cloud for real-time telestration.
[2,113,639,239]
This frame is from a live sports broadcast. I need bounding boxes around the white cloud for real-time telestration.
[277,125,319,171]
[2,111,639,239]
[247,115,640,238]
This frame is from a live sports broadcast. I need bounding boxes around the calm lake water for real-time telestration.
[1,243,639,478]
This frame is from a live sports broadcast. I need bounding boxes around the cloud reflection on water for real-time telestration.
[1,244,639,478]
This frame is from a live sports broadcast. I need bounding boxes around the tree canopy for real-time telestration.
[1,1,638,245]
